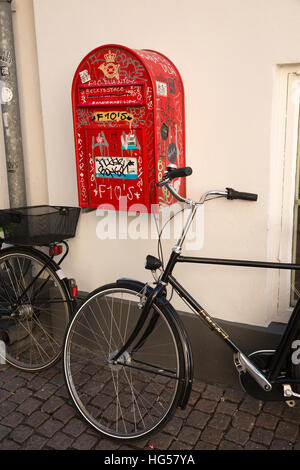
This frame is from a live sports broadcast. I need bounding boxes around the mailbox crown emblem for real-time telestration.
[99,49,120,80]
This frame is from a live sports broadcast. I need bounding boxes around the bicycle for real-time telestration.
[0,204,80,371]
[63,165,300,441]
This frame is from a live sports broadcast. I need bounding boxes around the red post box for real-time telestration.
[72,44,186,212]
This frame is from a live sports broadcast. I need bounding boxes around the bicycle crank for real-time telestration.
[235,350,286,401]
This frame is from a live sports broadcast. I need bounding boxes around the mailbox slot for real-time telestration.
[78,83,144,107]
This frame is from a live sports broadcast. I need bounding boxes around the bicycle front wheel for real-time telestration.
[0,247,71,371]
[64,282,186,441]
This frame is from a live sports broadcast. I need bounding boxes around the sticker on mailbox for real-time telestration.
[95,156,138,179]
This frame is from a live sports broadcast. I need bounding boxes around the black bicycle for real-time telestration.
[0,205,80,371]
[63,165,300,441]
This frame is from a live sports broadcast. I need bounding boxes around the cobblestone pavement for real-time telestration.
[0,361,300,451]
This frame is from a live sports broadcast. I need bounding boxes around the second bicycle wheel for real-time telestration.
[0,247,71,371]
[64,282,186,440]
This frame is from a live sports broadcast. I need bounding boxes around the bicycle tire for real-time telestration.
[63,280,187,441]
[0,246,71,371]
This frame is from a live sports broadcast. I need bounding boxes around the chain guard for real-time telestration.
[239,350,286,401]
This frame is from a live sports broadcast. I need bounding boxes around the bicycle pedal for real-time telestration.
[283,384,300,399]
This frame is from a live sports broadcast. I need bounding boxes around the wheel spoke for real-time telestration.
[0,250,70,370]
[64,286,182,440]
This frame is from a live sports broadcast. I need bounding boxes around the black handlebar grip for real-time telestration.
[167,166,193,180]
[226,188,258,201]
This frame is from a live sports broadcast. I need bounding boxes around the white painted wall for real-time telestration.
[17,0,300,326]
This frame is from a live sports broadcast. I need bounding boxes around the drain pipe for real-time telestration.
[0,0,26,208]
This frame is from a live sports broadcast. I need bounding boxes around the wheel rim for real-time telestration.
[64,287,181,439]
[0,252,70,370]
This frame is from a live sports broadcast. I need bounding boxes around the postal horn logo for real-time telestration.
[99,50,120,79]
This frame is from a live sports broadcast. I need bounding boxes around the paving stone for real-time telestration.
[10,424,33,443]
[169,439,192,450]
[218,439,243,450]
[282,405,300,424]
[25,410,49,428]
[186,410,210,429]
[200,426,223,445]
[223,388,245,403]
[1,411,24,428]
[255,412,279,430]
[38,418,63,438]
[64,417,87,437]
[95,439,121,450]
[251,427,274,446]
[27,376,48,391]
[0,424,11,440]
[40,368,59,380]
[3,376,26,392]
[195,398,218,413]
[188,391,200,406]
[147,432,174,450]
[270,439,293,450]
[47,431,74,450]
[0,439,21,450]
[16,397,41,416]
[72,433,98,450]
[244,440,267,450]
[191,380,206,393]
[34,383,57,400]
[41,395,64,414]
[177,426,201,446]
[202,384,224,401]
[215,400,237,416]
[50,373,65,387]
[175,405,192,420]
[53,403,77,424]
[163,416,183,436]
[9,387,32,404]
[0,400,17,417]
[232,410,256,432]
[225,427,250,446]
[0,389,11,404]
[0,367,19,382]
[209,413,231,431]
[275,420,299,443]
[239,396,263,415]
[55,386,70,400]
[1,362,300,451]
[194,440,216,450]
[263,401,285,417]
[23,434,47,450]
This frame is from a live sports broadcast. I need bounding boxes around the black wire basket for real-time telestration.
[0,205,81,246]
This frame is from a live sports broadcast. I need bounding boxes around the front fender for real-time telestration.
[116,277,193,409]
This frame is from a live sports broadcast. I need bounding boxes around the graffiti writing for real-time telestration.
[95,157,138,179]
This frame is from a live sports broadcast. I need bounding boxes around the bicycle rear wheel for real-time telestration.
[64,282,186,441]
[0,247,71,371]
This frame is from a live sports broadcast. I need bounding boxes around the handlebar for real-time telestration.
[156,165,258,205]
[226,187,258,201]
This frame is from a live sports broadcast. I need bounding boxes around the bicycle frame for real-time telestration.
[114,200,300,397]
[160,202,300,392]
